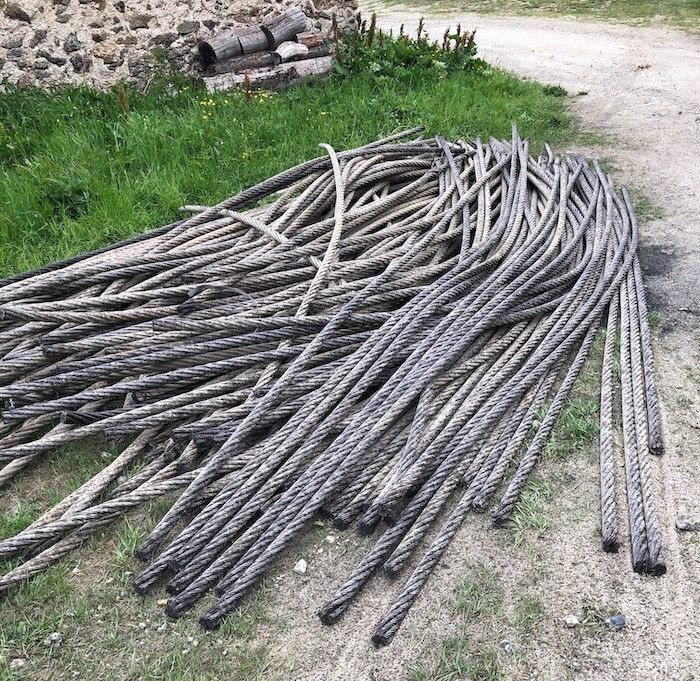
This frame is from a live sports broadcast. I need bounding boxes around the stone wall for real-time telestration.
[0,0,357,89]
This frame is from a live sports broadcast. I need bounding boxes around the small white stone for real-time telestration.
[293,559,307,574]
[10,659,27,670]
[325,535,336,544]
[139,622,147,629]
[43,632,64,647]
[500,639,513,654]
[564,614,579,628]
[157,623,168,632]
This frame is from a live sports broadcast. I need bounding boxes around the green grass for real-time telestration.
[0,65,573,277]
[513,596,546,634]
[380,0,700,31]
[408,563,505,681]
[510,476,555,545]
[0,516,280,680]
[454,564,504,621]
[627,186,665,223]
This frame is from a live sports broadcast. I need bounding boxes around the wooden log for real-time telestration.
[198,30,241,66]
[277,44,331,64]
[306,45,332,60]
[205,51,282,76]
[274,41,309,63]
[238,27,269,55]
[204,55,333,93]
[261,7,307,50]
[296,30,326,49]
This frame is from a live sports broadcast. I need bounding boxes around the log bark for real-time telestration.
[238,27,269,55]
[296,31,326,49]
[198,30,241,66]
[204,55,333,93]
[261,8,307,50]
[274,41,309,63]
[205,51,282,76]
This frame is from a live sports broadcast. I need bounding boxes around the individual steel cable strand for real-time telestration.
[618,268,651,573]
[0,220,184,290]
[249,142,350,393]
[630,253,663,456]
[0,471,198,560]
[20,429,159,532]
[0,517,117,594]
[492,318,602,525]
[623,261,666,574]
[371,484,477,647]
[600,293,620,552]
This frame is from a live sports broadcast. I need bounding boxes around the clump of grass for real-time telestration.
[335,12,480,81]
[408,563,505,680]
[408,631,502,681]
[628,186,664,223]
[454,564,504,621]
[513,596,546,634]
[648,310,662,330]
[510,476,555,545]
[580,602,624,638]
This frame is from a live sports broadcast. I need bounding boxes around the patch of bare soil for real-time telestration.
[242,5,700,680]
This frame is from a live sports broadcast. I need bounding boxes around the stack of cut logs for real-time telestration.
[200,7,333,93]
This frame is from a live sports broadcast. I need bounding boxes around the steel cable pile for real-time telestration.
[0,127,665,644]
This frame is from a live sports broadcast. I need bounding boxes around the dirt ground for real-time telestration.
[252,5,700,680]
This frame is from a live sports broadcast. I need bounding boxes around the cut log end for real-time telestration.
[262,7,308,50]
[199,42,217,67]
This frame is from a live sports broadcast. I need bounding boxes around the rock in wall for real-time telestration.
[0,0,357,89]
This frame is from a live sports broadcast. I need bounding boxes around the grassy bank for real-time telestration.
[377,0,700,31]
[0,63,572,277]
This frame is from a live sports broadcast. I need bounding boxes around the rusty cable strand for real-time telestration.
[0,129,665,643]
